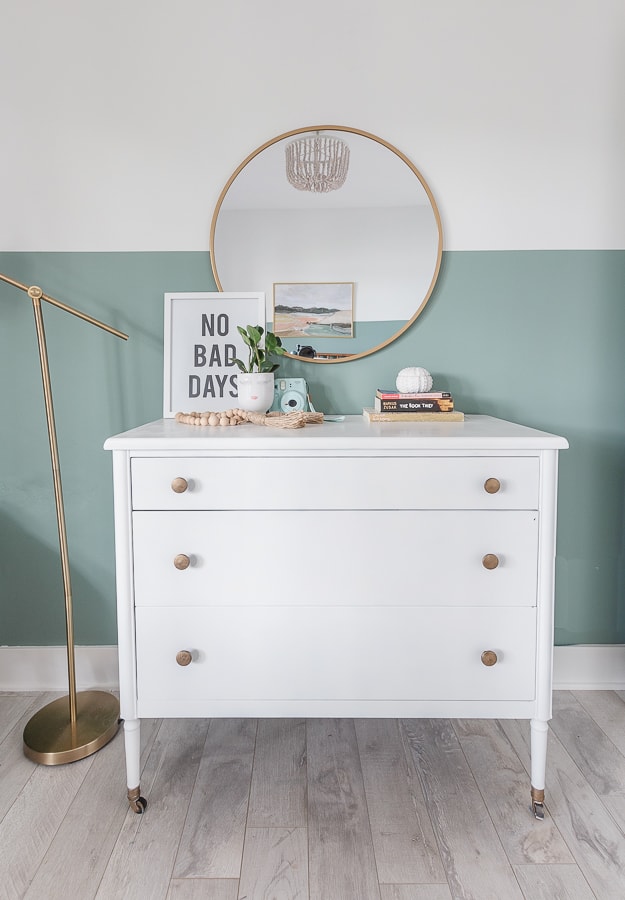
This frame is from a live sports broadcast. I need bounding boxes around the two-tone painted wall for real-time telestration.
[1,1,624,650]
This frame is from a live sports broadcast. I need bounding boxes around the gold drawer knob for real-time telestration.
[482,553,500,570]
[174,554,191,570]
[171,477,189,494]
[481,650,498,667]
[176,650,193,667]
[484,477,501,494]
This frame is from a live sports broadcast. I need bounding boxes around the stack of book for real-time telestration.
[363,388,464,422]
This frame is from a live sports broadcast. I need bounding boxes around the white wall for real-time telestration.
[2,0,624,253]
[216,206,437,321]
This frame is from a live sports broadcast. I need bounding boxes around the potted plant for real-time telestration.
[234,325,286,412]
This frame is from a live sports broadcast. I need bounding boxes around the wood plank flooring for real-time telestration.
[1,691,625,899]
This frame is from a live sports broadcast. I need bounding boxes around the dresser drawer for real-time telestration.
[133,509,538,608]
[130,456,539,511]
[135,606,536,705]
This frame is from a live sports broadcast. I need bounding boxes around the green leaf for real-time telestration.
[233,325,285,372]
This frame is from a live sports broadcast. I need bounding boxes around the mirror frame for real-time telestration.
[209,125,443,363]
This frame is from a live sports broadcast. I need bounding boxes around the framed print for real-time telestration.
[273,282,354,339]
[163,291,265,417]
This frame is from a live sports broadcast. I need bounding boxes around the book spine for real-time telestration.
[375,390,452,399]
[375,398,454,412]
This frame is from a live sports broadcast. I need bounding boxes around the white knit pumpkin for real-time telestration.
[395,367,433,393]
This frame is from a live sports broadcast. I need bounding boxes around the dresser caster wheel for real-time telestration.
[128,786,147,813]
[130,796,147,813]
[531,787,545,820]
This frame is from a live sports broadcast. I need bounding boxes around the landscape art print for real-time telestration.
[273,282,354,339]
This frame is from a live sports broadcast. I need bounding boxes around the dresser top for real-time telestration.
[104,415,568,452]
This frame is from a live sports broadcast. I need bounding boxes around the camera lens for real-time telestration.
[280,389,306,412]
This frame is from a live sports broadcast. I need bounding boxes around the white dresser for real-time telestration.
[105,414,567,817]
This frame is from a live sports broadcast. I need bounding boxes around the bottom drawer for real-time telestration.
[135,606,536,704]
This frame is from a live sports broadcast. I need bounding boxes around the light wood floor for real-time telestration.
[2,691,625,899]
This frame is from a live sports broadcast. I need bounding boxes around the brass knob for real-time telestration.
[176,650,193,667]
[481,650,498,667]
[482,553,500,570]
[171,477,188,494]
[484,477,501,494]
[174,554,191,570]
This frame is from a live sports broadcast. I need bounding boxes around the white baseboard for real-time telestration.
[1,644,624,693]
[0,646,119,692]
[552,644,625,690]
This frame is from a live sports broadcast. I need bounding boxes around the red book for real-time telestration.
[375,389,452,400]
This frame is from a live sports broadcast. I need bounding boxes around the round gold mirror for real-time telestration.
[210,125,443,363]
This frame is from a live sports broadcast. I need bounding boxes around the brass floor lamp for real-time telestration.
[1,271,128,764]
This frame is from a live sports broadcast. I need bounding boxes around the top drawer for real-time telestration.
[130,456,539,510]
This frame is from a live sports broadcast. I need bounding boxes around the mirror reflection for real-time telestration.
[210,126,443,363]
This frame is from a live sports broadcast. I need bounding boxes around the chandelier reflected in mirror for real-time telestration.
[285,134,350,193]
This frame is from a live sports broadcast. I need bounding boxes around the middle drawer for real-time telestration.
[132,509,538,608]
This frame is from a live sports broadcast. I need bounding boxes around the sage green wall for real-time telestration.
[1,250,624,646]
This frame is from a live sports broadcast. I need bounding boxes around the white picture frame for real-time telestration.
[163,291,266,417]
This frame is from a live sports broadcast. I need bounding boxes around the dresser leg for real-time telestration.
[530,718,548,819]
[124,718,147,813]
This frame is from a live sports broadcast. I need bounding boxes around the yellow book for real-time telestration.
[363,407,465,422]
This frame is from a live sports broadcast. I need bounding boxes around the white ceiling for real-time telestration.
[220,129,434,211]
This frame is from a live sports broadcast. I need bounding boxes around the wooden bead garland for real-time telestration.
[175,409,324,429]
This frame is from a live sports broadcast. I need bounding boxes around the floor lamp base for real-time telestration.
[23,691,121,765]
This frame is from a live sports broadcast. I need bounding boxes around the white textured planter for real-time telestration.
[237,372,274,412]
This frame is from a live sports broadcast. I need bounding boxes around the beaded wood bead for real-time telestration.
[175,409,247,426]
[175,408,324,429]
